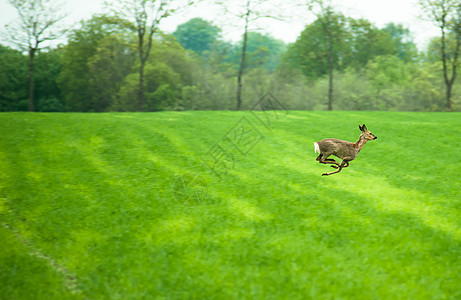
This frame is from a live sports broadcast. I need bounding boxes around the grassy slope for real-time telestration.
[0,111,460,299]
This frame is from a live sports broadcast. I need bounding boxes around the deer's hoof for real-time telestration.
[322,173,330,176]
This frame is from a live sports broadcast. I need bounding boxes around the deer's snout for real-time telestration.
[373,136,377,140]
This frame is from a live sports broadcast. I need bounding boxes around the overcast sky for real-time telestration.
[0,0,440,50]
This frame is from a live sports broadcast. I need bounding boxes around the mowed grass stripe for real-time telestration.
[0,111,460,299]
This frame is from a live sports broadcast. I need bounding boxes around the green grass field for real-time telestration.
[1,111,460,299]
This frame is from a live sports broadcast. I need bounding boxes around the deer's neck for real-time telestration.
[354,134,368,153]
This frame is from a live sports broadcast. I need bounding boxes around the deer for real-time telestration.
[314,124,377,176]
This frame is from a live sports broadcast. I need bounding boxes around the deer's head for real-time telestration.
[359,124,377,140]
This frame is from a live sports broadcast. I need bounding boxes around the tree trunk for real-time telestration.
[327,26,334,111]
[28,48,36,112]
[328,52,333,111]
[138,27,146,112]
[236,32,247,111]
[440,20,452,111]
[445,83,453,111]
[139,62,146,112]
[236,2,250,111]
[443,24,459,112]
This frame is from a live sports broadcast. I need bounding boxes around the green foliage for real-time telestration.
[151,34,196,86]
[242,32,286,71]
[362,56,448,111]
[178,68,236,110]
[0,46,66,112]
[111,73,138,111]
[87,35,135,112]
[113,34,198,111]
[58,15,132,112]
[382,23,419,62]
[0,12,459,112]
[364,55,412,110]
[34,48,65,112]
[286,15,402,79]
[37,97,65,112]
[286,12,349,79]
[419,0,461,110]
[173,18,221,54]
[345,18,396,68]
[175,24,287,74]
[0,112,460,298]
[0,45,28,111]
[269,67,316,110]
[277,57,451,112]
[424,32,461,64]
[144,63,180,111]
[279,14,460,111]
[367,55,411,86]
[200,39,237,74]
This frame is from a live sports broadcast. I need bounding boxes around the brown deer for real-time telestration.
[314,124,377,176]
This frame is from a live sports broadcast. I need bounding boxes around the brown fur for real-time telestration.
[315,124,377,176]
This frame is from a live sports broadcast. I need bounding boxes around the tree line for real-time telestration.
[0,0,460,112]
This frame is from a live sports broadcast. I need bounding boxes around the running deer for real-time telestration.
[314,124,377,176]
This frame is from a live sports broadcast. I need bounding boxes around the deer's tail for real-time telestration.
[314,142,320,153]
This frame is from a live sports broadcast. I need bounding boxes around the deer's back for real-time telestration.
[317,138,357,159]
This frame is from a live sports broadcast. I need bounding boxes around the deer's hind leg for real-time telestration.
[322,159,350,176]
[317,154,339,167]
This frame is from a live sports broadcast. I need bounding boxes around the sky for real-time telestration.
[0,0,440,50]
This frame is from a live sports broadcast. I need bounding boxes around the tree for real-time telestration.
[88,35,135,112]
[105,0,194,111]
[0,44,28,111]
[203,39,237,74]
[244,32,286,71]
[58,15,129,112]
[382,23,419,63]
[216,0,284,110]
[307,0,345,111]
[286,3,347,110]
[34,48,64,112]
[345,18,396,68]
[285,12,403,110]
[419,0,461,111]
[114,34,196,111]
[425,33,460,64]
[173,18,221,55]
[2,0,68,112]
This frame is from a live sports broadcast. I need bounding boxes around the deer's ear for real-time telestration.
[359,124,363,131]
[361,124,367,131]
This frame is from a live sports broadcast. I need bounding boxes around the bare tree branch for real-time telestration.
[419,0,461,111]
[215,0,288,110]
[2,0,69,111]
[104,0,196,111]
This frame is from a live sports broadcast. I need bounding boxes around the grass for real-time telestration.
[0,111,460,299]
